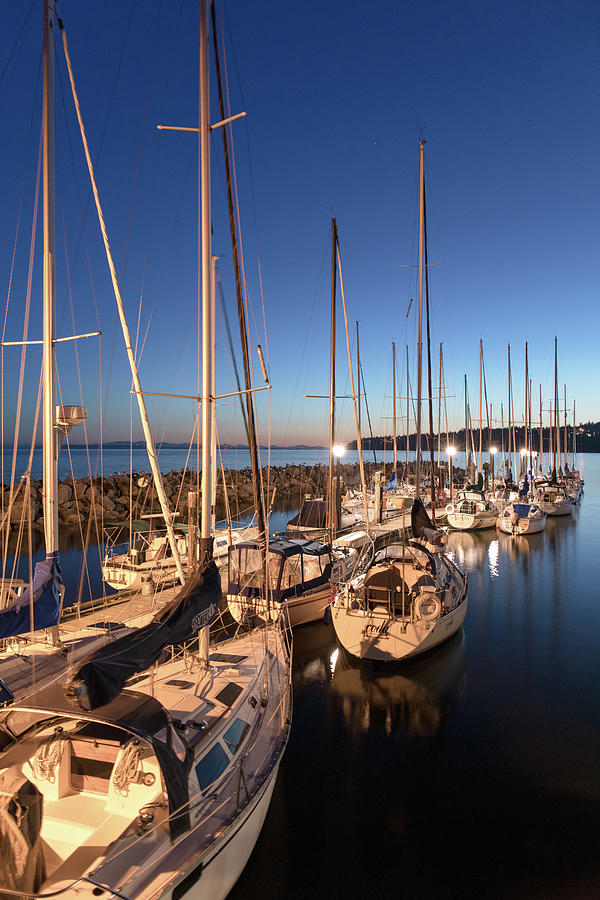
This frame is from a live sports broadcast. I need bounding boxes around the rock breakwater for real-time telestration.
[3,460,462,533]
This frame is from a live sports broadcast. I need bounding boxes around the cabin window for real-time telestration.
[195,742,229,793]
[281,555,303,590]
[303,554,325,583]
[223,718,250,754]
[215,682,243,707]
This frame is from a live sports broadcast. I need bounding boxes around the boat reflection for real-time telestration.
[446,529,492,569]
[292,620,338,691]
[330,631,466,740]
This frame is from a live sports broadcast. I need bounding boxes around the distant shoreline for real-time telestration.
[6,442,329,451]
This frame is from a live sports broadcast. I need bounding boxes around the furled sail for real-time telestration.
[66,559,221,710]
[411,499,445,547]
[0,553,61,639]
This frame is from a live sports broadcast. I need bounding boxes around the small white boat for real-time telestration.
[330,501,468,664]
[446,489,497,531]
[102,521,255,591]
[497,502,547,535]
[535,483,574,517]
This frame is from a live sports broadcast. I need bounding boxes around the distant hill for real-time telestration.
[348,422,600,453]
[17,441,327,451]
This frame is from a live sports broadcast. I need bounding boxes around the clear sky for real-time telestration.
[1,0,598,453]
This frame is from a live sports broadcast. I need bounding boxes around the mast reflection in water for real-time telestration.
[233,456,600,900]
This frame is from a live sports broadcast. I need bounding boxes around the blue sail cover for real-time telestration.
[0,553,62,639]
[67,559,221,710]
[384,472,397,491]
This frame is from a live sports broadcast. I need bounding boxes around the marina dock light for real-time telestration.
[332,444,346,459]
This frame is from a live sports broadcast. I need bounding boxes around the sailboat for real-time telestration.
[0,3,290,898]
[497,344,547,535]
[446,355,496,531]
[230,219,369,629]
[330,142,468,664]
[535,339,574,517]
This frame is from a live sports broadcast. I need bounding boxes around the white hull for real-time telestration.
[170,760,280,900]
[497,513,546,535]
[446,510,497,531]
[228,581,330,628]
[538,498,574,517]
[331,595,468,663]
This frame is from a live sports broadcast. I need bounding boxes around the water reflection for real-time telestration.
[330,632,466,742]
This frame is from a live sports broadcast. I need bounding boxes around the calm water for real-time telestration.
[231,454,600,899]
[2,446,376,481]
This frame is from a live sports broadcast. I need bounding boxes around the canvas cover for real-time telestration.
[411,499,445,547]
[0,770,45,894]
[66,559,221,710]
[0,553,62,639]
[287,500,327,529]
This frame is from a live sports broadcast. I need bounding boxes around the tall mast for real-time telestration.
[539,385,543,474]
[199,0,214,563]
[42,0,58,557]
[479,340,483,473]
[437,343,442,471]
[563,384,567,470]
[392,341,397,477]
[415,140,424,499]
[573,399,576,468]
[328,218,337,542]
[423,167,436,514]
[525,342,529,472]
[554,337,559,473]
[209,0,265,547]
[405,345,410,472]
[356,321,361,437]
[464,374,469,469]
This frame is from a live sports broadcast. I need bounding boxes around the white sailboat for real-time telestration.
[535,339,574,518]
[232,219,370,629]
[0,5,290,898]
[497,501,547,535]
[330,142,468,664]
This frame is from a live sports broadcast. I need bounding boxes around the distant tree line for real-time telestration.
[348,422,600,453]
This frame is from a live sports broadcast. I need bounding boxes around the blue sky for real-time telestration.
[0,0,598,453]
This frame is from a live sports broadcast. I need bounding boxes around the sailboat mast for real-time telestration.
[209,0,265,546]
[42,0,58,557]
[437,343,442,472]
[563,384,567,470]
[199,0,214,557]
[479,340,483,473]
[356,321,361,437]
[328,218,337,542]
[554,337,559,473]
[423,170,436,515]
[525,342,528,473]
[539,385,543,474]
[464,374,469,470]
[573,399,576,468]
[415,140,424,499]
[392,341,397,477]
[406,345,410,471]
